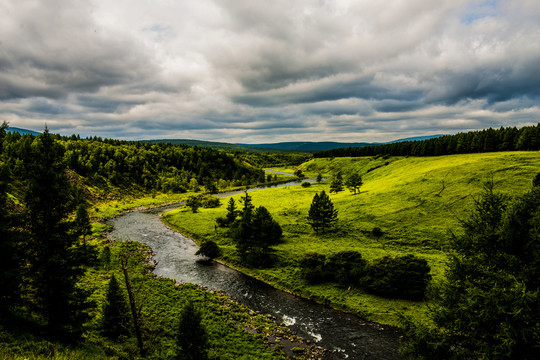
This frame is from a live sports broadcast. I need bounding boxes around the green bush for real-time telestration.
[371,227,383,237]
[301,181,311,187]
[361,255,431,300]
[200,194,220,208]
[298,252,328,284]
[195,240,221,259]
[326,251,367,287]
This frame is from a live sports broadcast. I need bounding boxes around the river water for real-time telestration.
[107,181,404,360]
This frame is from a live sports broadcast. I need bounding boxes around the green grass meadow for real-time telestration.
[163,152,540,326]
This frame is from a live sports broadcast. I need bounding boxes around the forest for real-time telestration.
[314,123,540,158]
[1,121,539,359]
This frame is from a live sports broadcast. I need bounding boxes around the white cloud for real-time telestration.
[0,0,538,142]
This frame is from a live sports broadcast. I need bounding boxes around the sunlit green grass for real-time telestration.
[163,151,540,326]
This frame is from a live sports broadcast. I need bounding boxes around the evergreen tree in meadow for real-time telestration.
[177,301,208,360]
[232,191,256,256]
[307,191,338,234]
[102,274,131,340]
[23,128,95,339]
[186,194,202,213]
[402,180,540,359]
[226,197,238,224]
[231,191,281,265]
[345,173,363,194]
[329,172,344,194]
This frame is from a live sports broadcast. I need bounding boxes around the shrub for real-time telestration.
[195,240,221,259]
[361,255,431,300]
[215,216,229,227]
[298,252,328,283]
[371,227,383,237]
[301,181,311,188]
[326,251,367,287]
[200,194,220,208]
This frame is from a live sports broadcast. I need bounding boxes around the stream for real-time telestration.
[107,180,404,359]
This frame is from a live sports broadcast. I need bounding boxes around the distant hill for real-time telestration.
[142,139,256,151]
[386,134,445,143]
[238,141,376,152]
[6,127,41,136]
[145,135,445,152]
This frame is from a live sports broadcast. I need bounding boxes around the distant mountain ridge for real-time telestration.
[6,126,445,152]
[6,127,41,136]
[147,135,445,152]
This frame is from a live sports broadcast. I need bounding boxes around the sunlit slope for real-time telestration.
[299,151,540,248]
[164,151,540,325]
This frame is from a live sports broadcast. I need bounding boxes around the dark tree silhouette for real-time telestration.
[329,172,344,194]
[402,181,540,359]
[102,275,131,340]
[177,301,208,360]
[307,191,338,234]
[0,160,21,315]
[345,173,363,194]
[23,128,95,339]
[195,240,221,260]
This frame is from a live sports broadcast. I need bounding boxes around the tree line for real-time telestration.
[1,124,267,195]
[0,122,268,342]
[314,123,540,158]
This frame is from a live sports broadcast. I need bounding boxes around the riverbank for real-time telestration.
[107,202,405,359]
[93,198,334,359]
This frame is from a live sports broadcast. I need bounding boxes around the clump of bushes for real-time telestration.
[361,255,431,300]
[298,250,366,287]
[298,252,328,284]
[199,194,220,208]
[186,194,221,213]
[301,181,311,188]
[299,252,431,300]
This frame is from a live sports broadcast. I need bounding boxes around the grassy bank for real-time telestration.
[1,192,327,359]
[162,151,540,326]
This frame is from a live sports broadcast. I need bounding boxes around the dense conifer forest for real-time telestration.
[314,123,540,158]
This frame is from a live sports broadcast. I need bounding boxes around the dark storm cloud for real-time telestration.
[0,0,539,142]
[0,0,159,102]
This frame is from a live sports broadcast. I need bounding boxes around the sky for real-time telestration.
[0,0,539,143]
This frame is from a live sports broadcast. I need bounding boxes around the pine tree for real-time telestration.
[177,302,208,360]
[402,181,540,359]
[345,173,363,194]
[0,161,21,315]
[102,275,131,340]
[24,128,94,339]
[307,191,338,234]
[226,197,238,224]
[329,172,344,193]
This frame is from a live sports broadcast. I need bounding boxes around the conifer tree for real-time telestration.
[177,301,208,360]
[24,128,94,339]
[226,197,238,224]
[402,181,540,359]
[102,274,131,340]
[0,161,21,315]
[307,190,338,234]
[329,172,344,193]
[345,173,363,194]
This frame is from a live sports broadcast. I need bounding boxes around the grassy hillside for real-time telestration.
[163,151,540,326]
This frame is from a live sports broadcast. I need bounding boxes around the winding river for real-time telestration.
[107,180,404,359]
